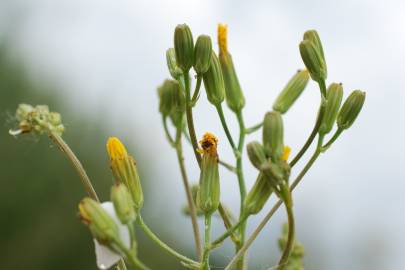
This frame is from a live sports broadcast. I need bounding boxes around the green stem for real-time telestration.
[175,128,202,260]
[49,132,99,201]
[215,104,237,151]
[235,110,247,270]
[224,148,321,270]
[128,222,137,253]
[201,214,212,270]
[191,75,203,105]
[290,94,326,168]
[162,115,176,147]
[217,204,239,244]
[137,214,200,267]
[322,128,343,151]
[218,159,237,173]
[211,214,249,248]
[183,72,202,166]
[245,122,263,134]
[114,239,150,270]
[277,195,295,270]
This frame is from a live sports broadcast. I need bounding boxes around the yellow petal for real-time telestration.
[106,137,128,160]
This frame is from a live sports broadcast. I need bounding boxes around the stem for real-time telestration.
[211,214,249,248]
[217,204,239,244]
[245,122,263,134]
[277,196,295,270]
[162,115,176,147]
[218,159,237,173]
[183,72,202,165]
[224,149,321,270]
[191,75,203,105]
[114,239,150,270]
[49,132,99,201]
[175,128,202,260]
[201,214,212,270]
[137,214,200,267]
[215,104,237,151]
[322,128,343,151]
[235,110,247,270]
[289,80,327,168]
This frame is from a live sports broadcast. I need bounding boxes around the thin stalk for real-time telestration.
[245,122,263,134]
[191,75,203,105]
[217,204,239,244]
[137,214,200,267]
[162,115,176,147]
[290,80,327,168]
[183,72,202,165]
[49,132,99,201]
[218,159,237,173]
[277,196,295,270]
[224,149,321,270]
[235,110,247,270]
[114,239,150,270]
[175,128,202,260]
[201,214,213,270]
[211,214,249,248]
[322,128,343,151]
[215,104,237,151]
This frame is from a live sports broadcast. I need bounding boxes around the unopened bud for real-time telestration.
[273,70,310,114]
[263,112,284,161]
[218,24,245,113]
[79,198,119,244]
[244,173,273,215]
[247,141,267,170]
[299,39,327,82]
[319,83,344,135]
[111,184,136,224]
[106,137,144,211]
[193,35,212,74]
[337,90,366,130]
[157,79,175,117]
[174,24,194,72]
[166,48,183,79]
[170,81,186,127]
[303,30,326,65]
[202,51,225,106]
[197,133,220,214]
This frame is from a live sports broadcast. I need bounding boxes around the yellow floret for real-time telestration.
[106,137,128,160]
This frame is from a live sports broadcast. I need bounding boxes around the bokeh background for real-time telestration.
[1,0,404,269]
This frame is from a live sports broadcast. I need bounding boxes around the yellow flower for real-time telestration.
[218,23,228,54]
[199,132,218,157]
[282,146,291,161]
[106,137,128,160]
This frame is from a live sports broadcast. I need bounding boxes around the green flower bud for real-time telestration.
[218,24,245,113]
[169,80,186,127]
[303,30,325,65]
[299,40,327,82]
[202,51,225,106]
[111,184,136,224]
[337,90,366,130]
[272,70,310,114]
[157,79,175,117]
[244,173,272,215]
[246,141,267,170]
[107,137,144,211]
[166,48,183,79]
[79,198,119,244]
[174,24,194,72]
[197,133,220,214]
[319,83,344,135]
[193,35,212,74]
[263,111,284,161]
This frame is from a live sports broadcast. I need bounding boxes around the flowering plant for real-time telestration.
[10,24,365,270]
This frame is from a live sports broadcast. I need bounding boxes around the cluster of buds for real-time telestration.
[78,137,143,269]
[245,112,292,215]
[9,104,65,136]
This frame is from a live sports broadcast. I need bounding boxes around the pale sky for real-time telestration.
[1,0,404,269]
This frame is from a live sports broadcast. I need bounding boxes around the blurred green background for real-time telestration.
[0,45,192,269]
